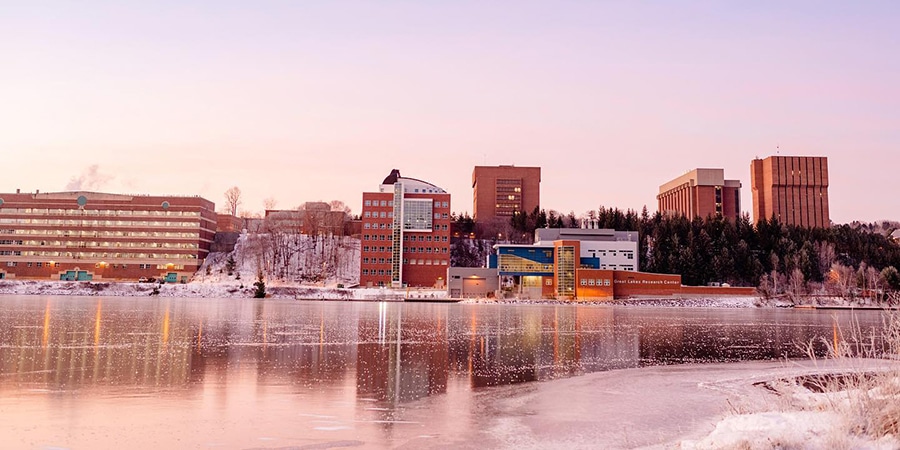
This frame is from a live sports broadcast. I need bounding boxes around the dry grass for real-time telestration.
[800,312,900,441]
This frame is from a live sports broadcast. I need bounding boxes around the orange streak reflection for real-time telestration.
[94,300,102,348]
[42,300,51,349]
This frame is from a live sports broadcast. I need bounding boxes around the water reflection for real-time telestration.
[1,298,887,400]
[0,297,891,449]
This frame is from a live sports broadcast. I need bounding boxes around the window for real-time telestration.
[364,200,371,207]
[402,199,433,231]
[362,269,369,275]
[363,258,369,264]
[580,279,587,286]
[604,279,610,286]
[363,246,369,252]
[364,223,370,229]
[588,279,595,286]
[380,200,387,207]
[442,202,448,208]
[7,262,16,267]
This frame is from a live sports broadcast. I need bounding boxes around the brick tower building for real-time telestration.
[360,169,451,288]
[750,155,830,228]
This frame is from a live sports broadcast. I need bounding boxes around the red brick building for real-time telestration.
[657,168,742,221]
[360,170,451,288]
[472,165,541,224]
[751,156,830,228]
[0,191,216,282]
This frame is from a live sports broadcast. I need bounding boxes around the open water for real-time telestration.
[0,295,890,449]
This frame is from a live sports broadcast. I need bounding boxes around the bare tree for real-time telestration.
[224,186,242,216]
[263,197,277,211]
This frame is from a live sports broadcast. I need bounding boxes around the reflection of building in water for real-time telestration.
[0,299,195,390]
[356,304,450,404]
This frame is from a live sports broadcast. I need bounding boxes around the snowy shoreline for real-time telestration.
[415,358,900,449]
[0,279,764,307]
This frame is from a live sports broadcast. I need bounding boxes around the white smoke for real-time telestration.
[65,165,114,192]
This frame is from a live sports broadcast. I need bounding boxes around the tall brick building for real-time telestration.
[0,191,216,282]
[472,165,541,223]
[657,168,742,221]
[360,169,451,288]
[751,155,830,228]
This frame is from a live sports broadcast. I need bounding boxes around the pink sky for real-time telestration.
[2,2,897,223]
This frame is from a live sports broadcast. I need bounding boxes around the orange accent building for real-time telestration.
[360,170,451,288]
[472,165,541,223]
[0,191,216,282]
[751,156,830,228]
[657,168,742,221]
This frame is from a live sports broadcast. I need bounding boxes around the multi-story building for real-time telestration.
[360,169,451,288]
[0,191,216,282]
[448,226,755,300]
[751,155,830,228]
[472,165,541,224]
[657,168,742,221]
[488,227,639,299]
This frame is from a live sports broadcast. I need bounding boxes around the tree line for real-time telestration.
[453,206,900,296]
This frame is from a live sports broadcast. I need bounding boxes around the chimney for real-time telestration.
[16,189,20,193]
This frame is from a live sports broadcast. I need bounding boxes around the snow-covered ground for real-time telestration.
[402,358,899,449]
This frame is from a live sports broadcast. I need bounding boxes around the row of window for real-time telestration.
[0,208,202,217]
[362,246,448,254]
[0,218,201,227]
[1,261,187,270]
[379,212,448,222]
[361,260,450,275]
[0,229,202,238]
[580,278,612,287]
[0,240,198,249]
[362,234,449,243]
[0,251,198,259]
[363,200,451,209]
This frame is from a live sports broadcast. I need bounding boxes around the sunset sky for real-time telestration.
[2,1,898,223]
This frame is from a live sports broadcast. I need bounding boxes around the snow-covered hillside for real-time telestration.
[193,232,360,287]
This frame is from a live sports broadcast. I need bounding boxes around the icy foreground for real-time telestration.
[407,359,899,449]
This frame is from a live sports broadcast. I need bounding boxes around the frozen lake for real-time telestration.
[0,295,889,449]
